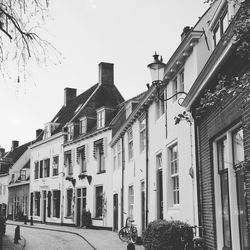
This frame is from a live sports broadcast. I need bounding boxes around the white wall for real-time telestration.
[30,134,64,224]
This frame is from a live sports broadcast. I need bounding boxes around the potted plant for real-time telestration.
[82,209,92,228]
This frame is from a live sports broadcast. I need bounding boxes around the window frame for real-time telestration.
[80,117,87,135]
[139,116,146,152]
[95,185,103,218]
[97,108,105,129]
[168,143,179,207]
[128,128,133,161]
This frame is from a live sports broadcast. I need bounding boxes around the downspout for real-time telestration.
[145,106,149,227]
[194,119,202,227]
[121,136,125,228]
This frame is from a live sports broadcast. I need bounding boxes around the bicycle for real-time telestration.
[182,225,206,250]
[118,216,138,244]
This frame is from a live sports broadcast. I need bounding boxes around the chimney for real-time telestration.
[36,129,43,138]
[12,140,19,150]
[181,26,191,41]
[98,62,114,85]
[0,148,5,157]
[64,88,77,106]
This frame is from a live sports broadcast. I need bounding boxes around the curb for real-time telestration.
[7,222,96,250]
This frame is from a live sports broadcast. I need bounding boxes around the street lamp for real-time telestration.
[147,52,188,103]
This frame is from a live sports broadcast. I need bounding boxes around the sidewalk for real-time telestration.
[6,220,144,250]
[2,224,25,250]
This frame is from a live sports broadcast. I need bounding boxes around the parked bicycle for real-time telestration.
[118,216,138,244]
[182,225,206,250]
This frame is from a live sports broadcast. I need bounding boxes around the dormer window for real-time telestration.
[20,169,26,181]
[68,124,74,141]
[97,108,105,129]
[80,117,87,134]
[213,8,229,47]
[126,103,133,119]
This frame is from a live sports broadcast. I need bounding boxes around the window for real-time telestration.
[139,116,146,152]
[39,160,43,178]
[34,192,40,216]
[126,103,133,119]
[67,189,73,216]
[43,159,50,178]
[0,185,2,195]
[3,185,6,195]
[53,190,60,218]
[156,94,165,119]
[34,162,39,179]
[128,185,134,219]
[65,151,73,175]
[214,128,249,249]
[213,8,229,47]
[77,146,87,173]
[80,117,87,134]
[169,144,179,206]
[95,186,103,218]
[128,128,133,160]
[68,124,74,141]
[97,109,105,129]
[172,77,178,101]
[52,156,59,176]
[20,170,26,181]
[94,140,105,173]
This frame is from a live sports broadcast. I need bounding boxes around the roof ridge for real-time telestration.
[68,83,101,124]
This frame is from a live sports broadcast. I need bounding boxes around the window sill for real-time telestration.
[64,216,73,219]
[168,205,180,211]
[92,217,103,221]
[97,170,106,175]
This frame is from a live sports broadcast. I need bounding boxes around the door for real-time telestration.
[236,169,249,249]
[43,191,46,224]
[156,153,163,219]
[141,181,146,232]
[76,189,81,227]
[113,193,118,231]
[158,169,163,219]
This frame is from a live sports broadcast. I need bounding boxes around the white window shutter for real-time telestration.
[72,148,76,166]
[103,137,107,158]
[85,144,89,162]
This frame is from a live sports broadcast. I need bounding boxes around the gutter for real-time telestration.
[145,106,149,227]
[121,136,125,228]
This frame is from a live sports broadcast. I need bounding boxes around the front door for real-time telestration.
[43,191,46,224]
[141,181,146,232]
[156,153,163,219]
[76,189,81,227]
[113,194,118,231]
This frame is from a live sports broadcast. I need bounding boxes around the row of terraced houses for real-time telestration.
[1,1,250,249]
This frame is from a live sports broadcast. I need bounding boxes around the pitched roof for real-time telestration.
[110,90,148,137]
[51,83,99,134]
[0,141,32,174]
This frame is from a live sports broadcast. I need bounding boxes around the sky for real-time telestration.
[0,0,209,151]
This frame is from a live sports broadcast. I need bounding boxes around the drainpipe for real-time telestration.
[121,136,125,227]
[145,106,149,227]
[194,120,202,227]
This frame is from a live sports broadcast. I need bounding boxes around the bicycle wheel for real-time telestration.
[118,227,129,242]
[130,226,138,244]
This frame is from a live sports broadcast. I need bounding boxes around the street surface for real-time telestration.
[7,224,93,250]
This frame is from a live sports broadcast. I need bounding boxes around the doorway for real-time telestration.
[156,153,163,219]
[76,188,87,227]
[141,181,146,232]
[113,193,118,231]
[42,191,46,224]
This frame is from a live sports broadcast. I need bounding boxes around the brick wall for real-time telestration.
[196,95,242,250]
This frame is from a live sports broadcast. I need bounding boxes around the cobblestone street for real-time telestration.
[4,221,144,250]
